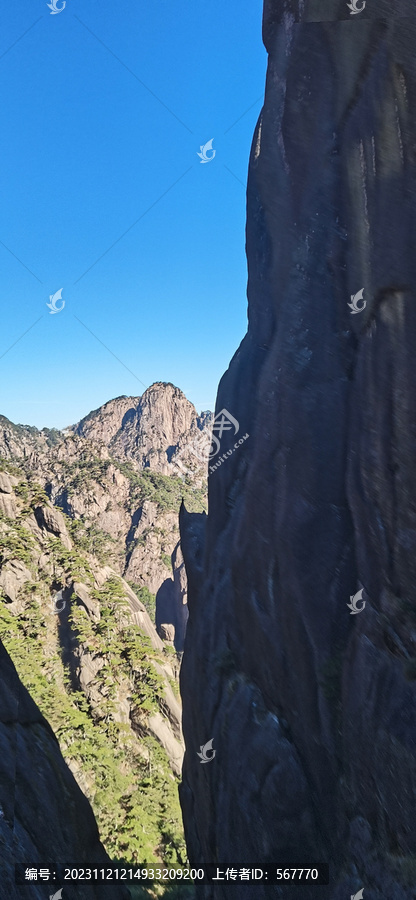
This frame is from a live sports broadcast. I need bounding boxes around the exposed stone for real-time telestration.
[72,395,139,445]
[0,641,129,899]
[0,472,18,493]
[159,623,175,642]
[146,711,184,777]
[73,581,101,621]
[156,543,189,652]
[33,504,72,550]
[0,560,32,607]
[0,492,17,518]
[179,2,416,897]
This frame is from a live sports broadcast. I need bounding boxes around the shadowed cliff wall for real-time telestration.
[0,642,130,900]
[180,1,416,897]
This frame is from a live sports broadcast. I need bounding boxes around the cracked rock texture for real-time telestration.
[179,1,416,898]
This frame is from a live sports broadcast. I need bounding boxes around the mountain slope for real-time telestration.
[0,383,209,650]
[0,462,188,883]
[0,639,130,900]
[71,383,212,476]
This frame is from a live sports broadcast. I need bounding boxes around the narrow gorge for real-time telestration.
[1,1,416,898]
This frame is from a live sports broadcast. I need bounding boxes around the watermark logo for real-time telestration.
[351,890,364,900]
[197,739,216,764]
[173,408,240,476]
[212,409,239,443]
[347,589,366,615]
[47,0,66,13]
[197,139,216,164]
[347,0,365,13]
[47,288,65,314]
[50,890,63,900]
[52,590,65,613]
[173,410,250,478]
[348,288,366,314]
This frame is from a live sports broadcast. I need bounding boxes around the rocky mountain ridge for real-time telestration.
[71,383,212,476]
[0,383,210,651]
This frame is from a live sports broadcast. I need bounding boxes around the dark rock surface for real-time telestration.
[180,1,416,897]
[156,541,189,653]
[0,641,130,900]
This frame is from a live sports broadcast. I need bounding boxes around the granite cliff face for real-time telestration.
[180,2,416,897]
[71,382,211,476]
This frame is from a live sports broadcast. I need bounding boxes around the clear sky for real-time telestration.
[0,0,265,429]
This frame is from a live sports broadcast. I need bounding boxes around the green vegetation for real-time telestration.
[0,572,187,880]
[0,515,35,567]
[115,462,207,515]
[14,477,49,513]
[57,454,113,493]
[0,458,23,478]
[0,445,203,895]
[68,517,117,565]
[42,427,63,447]
[128,584,157,623]
[47,535,94,584]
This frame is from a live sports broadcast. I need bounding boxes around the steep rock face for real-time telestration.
[0,477,184,776]
[109,382,208,474]
[71,395,139,445]
[72,382,211,476]
[155,541,189,653]
[0,642,129,900]
[0,416,57,462]
[3,383,208,609]
[180,2,416,898]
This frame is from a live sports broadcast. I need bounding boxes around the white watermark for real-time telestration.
[347,0,365,13]
[197,738,215,763]
[348,288,366,314]
[208,432,249,474]
[47,0,66,13]
[47,288,65,314]
[172,408,248,476]
[51,590,65,613]
[347,589,366,615]
[197,139,216,164]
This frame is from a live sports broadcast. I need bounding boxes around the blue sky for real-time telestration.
[0,0,265,429]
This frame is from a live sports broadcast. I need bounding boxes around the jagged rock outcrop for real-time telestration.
[72,382,211,476]
[180,2,416,898]
[0,384,208,611]
[71,395,139,445]
[0,476,184,775]
[156,542,189,653]
[0,641,129,900]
